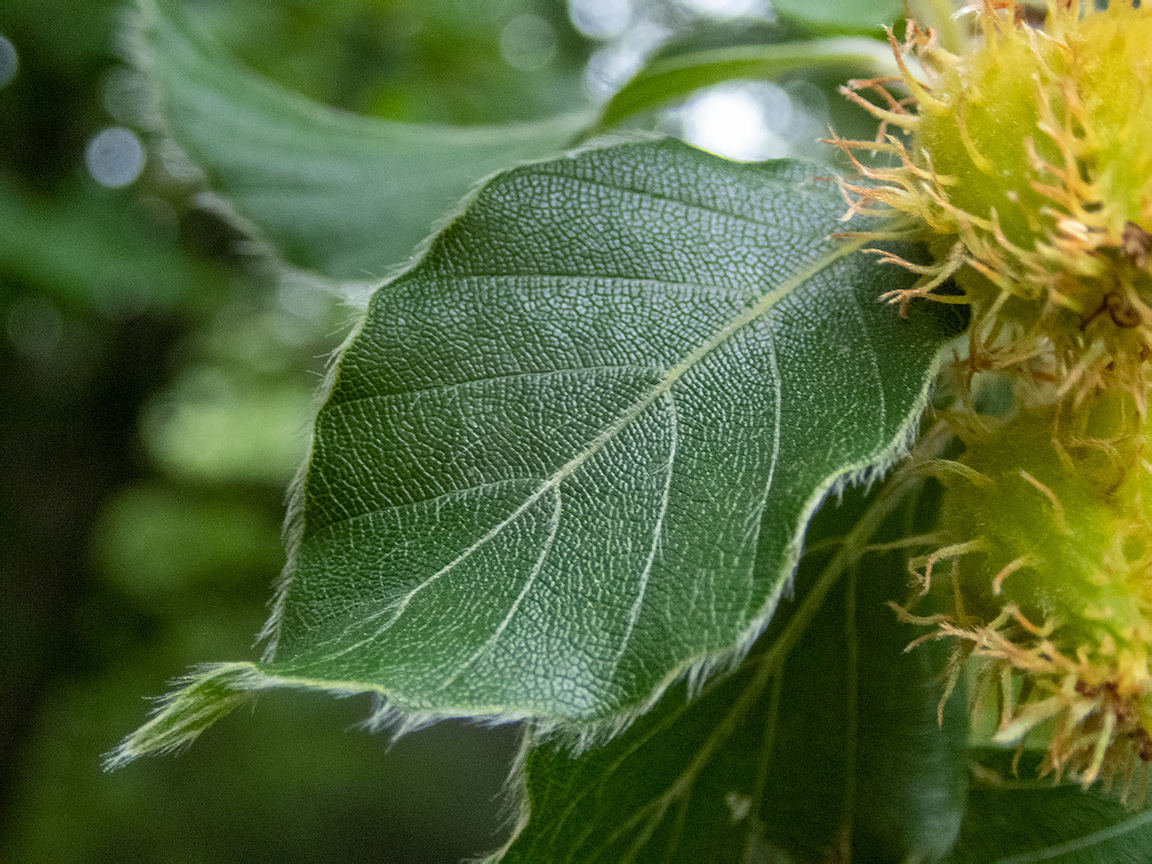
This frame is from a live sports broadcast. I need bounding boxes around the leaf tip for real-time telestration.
[103,661,262,771]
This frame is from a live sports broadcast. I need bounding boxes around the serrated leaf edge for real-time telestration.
[489,449,938,861]
[105,142,960,766]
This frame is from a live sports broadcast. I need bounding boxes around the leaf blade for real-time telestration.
[271,142,958,720]
[772,0,904,31]
[110,139,965,767]
[952,751,1152,864]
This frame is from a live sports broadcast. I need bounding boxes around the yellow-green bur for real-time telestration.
[913,5,1152,314]
[939,407,1151,654]
[914,34,1062,252]
[1076,9,1152,231]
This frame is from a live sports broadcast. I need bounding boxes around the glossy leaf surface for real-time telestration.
[110,138,964,766]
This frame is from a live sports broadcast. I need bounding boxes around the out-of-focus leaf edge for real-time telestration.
[593,37,896,133]
[125,0,593,291]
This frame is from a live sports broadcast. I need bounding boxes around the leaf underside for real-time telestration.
[269,138,964,720]
[109,137,965,770]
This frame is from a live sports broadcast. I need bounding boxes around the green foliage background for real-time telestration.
[2,2,886,856]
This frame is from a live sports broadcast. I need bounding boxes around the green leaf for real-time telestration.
[595,37,895,133]
[951,752,1152,863]
[771,0,905,31]
[498,478,968,863]
[0,177,227,314]
[108,138,965,766]
[132,0,590,283]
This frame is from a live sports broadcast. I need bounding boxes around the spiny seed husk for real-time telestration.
[832,1,1152,405]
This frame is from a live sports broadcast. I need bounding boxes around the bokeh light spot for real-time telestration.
[568,0,632,39]
[679,0,769,18]
[85,127,145,188]
[0,34,16,89]
[584,47,637,100]
[680,82,791,161]
[500,14,557,72]
[581,18,667,102]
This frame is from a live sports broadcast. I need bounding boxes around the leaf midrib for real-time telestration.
[504,232,868,497]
